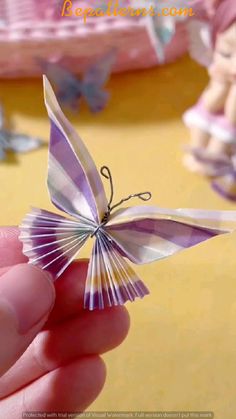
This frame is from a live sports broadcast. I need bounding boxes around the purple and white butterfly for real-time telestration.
[38,49,116,113]
[130,0,196,63]
[0,106,43,161]
[19,77,236,310]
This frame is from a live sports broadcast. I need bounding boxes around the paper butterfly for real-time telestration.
[0,106,43,161]
[187,148,236,201]
[130,0,195,63]
[38,50,116,113]
[19,77,236,310]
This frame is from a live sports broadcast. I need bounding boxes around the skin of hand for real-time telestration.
[0,227,130,417]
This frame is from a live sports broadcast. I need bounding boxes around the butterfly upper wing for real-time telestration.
[39,60,82,109]
[8,134,43,153]
[186,19,213,67]
[104,206,236,264]
[154,22,175,45]
[83,49,117,87]
[43,76,108,223]
[151,18,176,62]
[82,49,116,112]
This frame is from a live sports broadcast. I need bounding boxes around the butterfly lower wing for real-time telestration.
[105,206,236,264]
[43,76,108,224]
[84,232,149,310]
[20,208,91,278]
[57,89,82,112]
[83,86,109,113]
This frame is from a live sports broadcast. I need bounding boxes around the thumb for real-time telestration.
[0,264,55,377]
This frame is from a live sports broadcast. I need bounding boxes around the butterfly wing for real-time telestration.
[0,144,6,161]
[39,59,82,110]
[84,231,149,310]
[0,129,11,160]
[20,208,92,278]
[151,17,176,63]
[104,206,236,264]
[82,49,116,112]
[8,134,43,153]
[0,105,5,130]
[82,88,110,114]
[186,19,213,67]
[43,76,108,223]
[155,23,175,45]
[83,49,117,88]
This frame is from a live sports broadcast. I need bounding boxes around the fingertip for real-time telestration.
[0,263,56,375]
[0,227,27,268]
[0,227,19,240]
[102,306,130,350]
[0,263,55,334]
[82,305,130,354]
[47,260,89,325]
[80,355,107,398]
[22,356,107,412]
[55,260,89,292]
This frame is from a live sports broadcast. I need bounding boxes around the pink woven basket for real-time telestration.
[0,0,189,77]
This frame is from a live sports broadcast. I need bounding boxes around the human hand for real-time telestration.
[0,227,130,418]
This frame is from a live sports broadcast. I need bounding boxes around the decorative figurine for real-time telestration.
[183,0,236,176]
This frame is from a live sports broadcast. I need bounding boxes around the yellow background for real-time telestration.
[1,56,236,417]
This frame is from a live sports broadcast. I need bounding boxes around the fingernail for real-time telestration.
[0,264,55,334]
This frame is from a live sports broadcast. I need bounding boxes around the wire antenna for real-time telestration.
[100,165,152,218]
